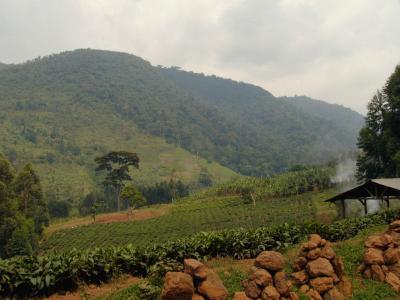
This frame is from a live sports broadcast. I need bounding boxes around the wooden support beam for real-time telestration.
[341,199,346,218]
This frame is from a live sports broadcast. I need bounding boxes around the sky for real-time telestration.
[1,0,399,114]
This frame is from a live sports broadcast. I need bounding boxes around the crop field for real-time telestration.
[41,193,318,253]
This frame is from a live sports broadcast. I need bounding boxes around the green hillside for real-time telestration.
[159,67,364,169]
[0,49,362,203]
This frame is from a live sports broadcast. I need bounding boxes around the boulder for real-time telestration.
[287,292,300,300]
[291,270,309,285]
[306,258,335,278]
[370,264,385,282]
[161,272,195,300]
[320,244,336,260]
[307,248,321,260]
[299,284,310,294]
[364,234,389,249]
[331,256,344,279]
[323,287,344,300]
[363,248,384,265]
[293,256,308,272]
[261,285,280,300]
[385,272,400,292]
[308,234,323,249]
[251,268,272,287]
[244,280,261,299]
[336,277,352,297]
[274,271,289,296]
[309,277,334,294]
[389,220,400,232]
[184,259,208,280]
[254,251,285,272]
[197,270,228,300]
[388,263,400,278]
[192,294,205,300]
[232,292,251,300]
[384,248,400,265]
[363,267,372,279]
[305,289,323,300]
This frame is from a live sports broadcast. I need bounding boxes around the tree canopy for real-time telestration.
[357,65,400,179]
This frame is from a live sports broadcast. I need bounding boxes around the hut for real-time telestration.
[325,178,400,217]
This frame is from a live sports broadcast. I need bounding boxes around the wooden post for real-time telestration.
[387,196,390,209]
[341,199,346,218]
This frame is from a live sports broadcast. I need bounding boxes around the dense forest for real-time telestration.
[0,49,363,204]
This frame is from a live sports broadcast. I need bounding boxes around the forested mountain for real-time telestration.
[0,62,8,70]
[159,67,363,169]
[280,96,364,136]
[0,49,363,202]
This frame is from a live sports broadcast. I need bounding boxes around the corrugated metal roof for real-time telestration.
[371,178,400,191]
[325,178,400,202]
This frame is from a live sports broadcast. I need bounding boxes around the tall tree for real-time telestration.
[357,65,400,179]
[94,151,139,211]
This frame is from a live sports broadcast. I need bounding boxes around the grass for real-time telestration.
[41,192,320,253]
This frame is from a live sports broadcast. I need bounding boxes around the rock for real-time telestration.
[241,279,249,288]
[274,271,289,296]
[245,281,262,299]
[331,256,344,279]
[161,272,195,300]
[232,292,251,300]
[337,277,352,297]
[255,251,285,272]
[299,284,310,294]
[291,270,309,285]
[364,234,389,249]
[307,248,322,260]
[370,264,385,282]
[385,272,400,292]
[363,248,384,265]
[293,257,308,272]
[357,263,366,274]
[251,268,272,287]
[197,270,228,300]
[384,248,400,265]
[261,285,280,300]
[287,292,300,300]
[363,267,372,279]
[306,258,335,278]
[192,294,205,300]
[320,239,327,247]
[305,289,323,300]
[382,265,389,273]
[309,277,334,294]
[323,287,344,300]
[184,259,208,280]
[309,234,323,249]
[384,233,394,244]
[320,244,336,260]
[388,263,400,278]
[389,220,400,232]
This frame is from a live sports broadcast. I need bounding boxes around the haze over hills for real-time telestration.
[0,49,364,203]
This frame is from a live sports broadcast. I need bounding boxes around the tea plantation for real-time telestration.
[40,193,317,252]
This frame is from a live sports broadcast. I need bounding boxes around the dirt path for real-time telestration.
[45,275,140,300]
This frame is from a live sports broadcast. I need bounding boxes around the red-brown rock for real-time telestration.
[323,287,345,300]
[232,292,251,300]
[192,294,205,300]
[370,264,385,282]
[385,272,400,292]
[306,258,335,278]
[384,248,400,265]
[293,256,308,272]
[305,289,323,300]
[291,270,309,285]
[337,277,352,297]
[197,270,228,300]
[320,244,336,260]
[363,248,384,265]
[287,292,300,300]
[389,220,400,232]
[363,267,372,279]
[331,256,344,279]
[388,263,400,278]
[307,248,322,260]
[184,259,208,280]
[274,271,289,296]
[364,234,389,249]
[251,268,272,287]
[309,277,334,294]
[261,285,280,300]
[308,234,323,249]
[161,272,195,300]
[255,251,285,272]
[244,281,261,299]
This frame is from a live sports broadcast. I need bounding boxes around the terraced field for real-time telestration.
[41,193,318,253]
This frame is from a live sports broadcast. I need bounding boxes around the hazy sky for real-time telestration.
[1,0,399,114]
